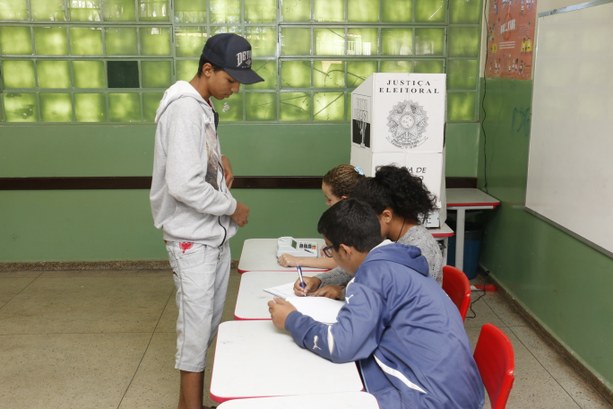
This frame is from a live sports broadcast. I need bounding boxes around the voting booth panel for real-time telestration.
[350,73,446,227]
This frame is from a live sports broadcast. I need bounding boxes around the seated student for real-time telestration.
[295,165,443,299]
[268,199,484,409]
[277,163,365,270]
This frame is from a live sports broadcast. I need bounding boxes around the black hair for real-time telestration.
[317,198,382,252]
[197,57,222,77]
[351,165,436,224]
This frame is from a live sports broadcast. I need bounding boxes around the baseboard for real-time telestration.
[0,259,240,273]
[485,272,613,406]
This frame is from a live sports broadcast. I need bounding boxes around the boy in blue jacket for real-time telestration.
[268,198,484,409]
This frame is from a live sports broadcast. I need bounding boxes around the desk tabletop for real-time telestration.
[210,320,363,403]
[216,391,380,408]
[234,270,319,320]
[446,188,501,209]
[237,238,328,273]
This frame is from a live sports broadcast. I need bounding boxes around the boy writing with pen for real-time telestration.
[268,198,484,409]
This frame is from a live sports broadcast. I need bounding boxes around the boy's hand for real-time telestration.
[312,285,344,300]
[231,202,249,226]
[268,297,297,329]
[293,276,321,296]
[277,253,298,267]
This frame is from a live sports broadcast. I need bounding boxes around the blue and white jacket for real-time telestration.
[285,242,484,409]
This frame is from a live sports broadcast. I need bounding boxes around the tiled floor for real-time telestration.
[0,268,610,409]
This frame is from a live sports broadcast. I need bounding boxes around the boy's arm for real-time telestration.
[284,282,383,363]
[314,268,352,287]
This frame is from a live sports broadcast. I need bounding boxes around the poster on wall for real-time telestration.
[485,0,537,80]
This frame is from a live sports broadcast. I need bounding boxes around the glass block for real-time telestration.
[75,93,106,122]
[413,59,444,73]
[107,61,140,88]
[106,27,138,55]
[210,0,240,24]
[281,0,310,22]
[31,0,66,21]
[249,60,277,89]
[347,28,378,56]
[3,93,38,122]
[103,0,136,21]
[380,60,414,73]
[382,0,412,22]
[245,93,276,121]
[347,61,377,87]
[142,92,163,121]
[37,60,71,88]
[313,61,346,88]
[314,28,346,56]
[139,0,170,21]
[447,59,478,89]
[175,28,206,57]
[416,0,445,23]
[449,0,482,24]
[70,27,103,55]
[217,93,243,122]
[40,93,73,122]
[381,28,413,56]
[34,26,68,55]
[176,60,198,81]
[447,92,476,121]
[281,28,311,56]
[0,27,32,55]
[245,26,277,57]
[73,61,106,88]
[245,0,276,23]
[108,92,141,122]
[314,0,344,22]
[140,27,171,56]
[280,92,311,121]
[448,27,480,57]
[0,0,28,20]
[141,61,172,88]
[2,60,36,88]
[280,60,311,88]
[314,92,344,121]
[174,0,206,23]
[348,0,379,22]
[415,28,444,56]
[69,0,102,22]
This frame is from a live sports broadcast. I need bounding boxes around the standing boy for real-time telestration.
[269,198,484,409]
[150,33,263,409]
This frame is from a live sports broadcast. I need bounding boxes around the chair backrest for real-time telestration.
[442,265,472,320]
[474,323,515,409]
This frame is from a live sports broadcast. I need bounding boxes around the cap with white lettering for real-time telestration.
[201,33,264,84]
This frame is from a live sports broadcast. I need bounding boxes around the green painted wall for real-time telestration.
[479,78,613,390]
[0,122,479,262]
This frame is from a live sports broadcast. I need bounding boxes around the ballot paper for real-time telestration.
[264,282,345,324]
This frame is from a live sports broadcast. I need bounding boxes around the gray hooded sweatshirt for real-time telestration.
[150,80,238,246]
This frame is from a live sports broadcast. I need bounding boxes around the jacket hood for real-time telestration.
[366,242,430,277]
[155,81,205,123]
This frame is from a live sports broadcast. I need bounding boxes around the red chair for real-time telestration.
[474,323,515,409]
[442,265,472,320]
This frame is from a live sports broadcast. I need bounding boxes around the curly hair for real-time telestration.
[322,164,365,198]
[351,165,436,224]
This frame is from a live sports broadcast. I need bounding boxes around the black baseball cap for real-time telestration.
[201,33,264,84]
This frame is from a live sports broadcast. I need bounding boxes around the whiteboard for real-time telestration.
[526,0,613,257]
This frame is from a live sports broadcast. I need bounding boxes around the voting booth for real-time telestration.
[350,73,446,227]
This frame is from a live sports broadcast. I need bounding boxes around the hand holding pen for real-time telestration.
[293,268,322,296]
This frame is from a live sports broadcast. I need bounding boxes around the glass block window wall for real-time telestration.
[0,0,483,123]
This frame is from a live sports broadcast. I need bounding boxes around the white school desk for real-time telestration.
[216,391,380,409]
[238,226,453,274]
[209,320,363,403]
[446,188,500,271]
[237,238,327,273]
[234,270,319,320]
